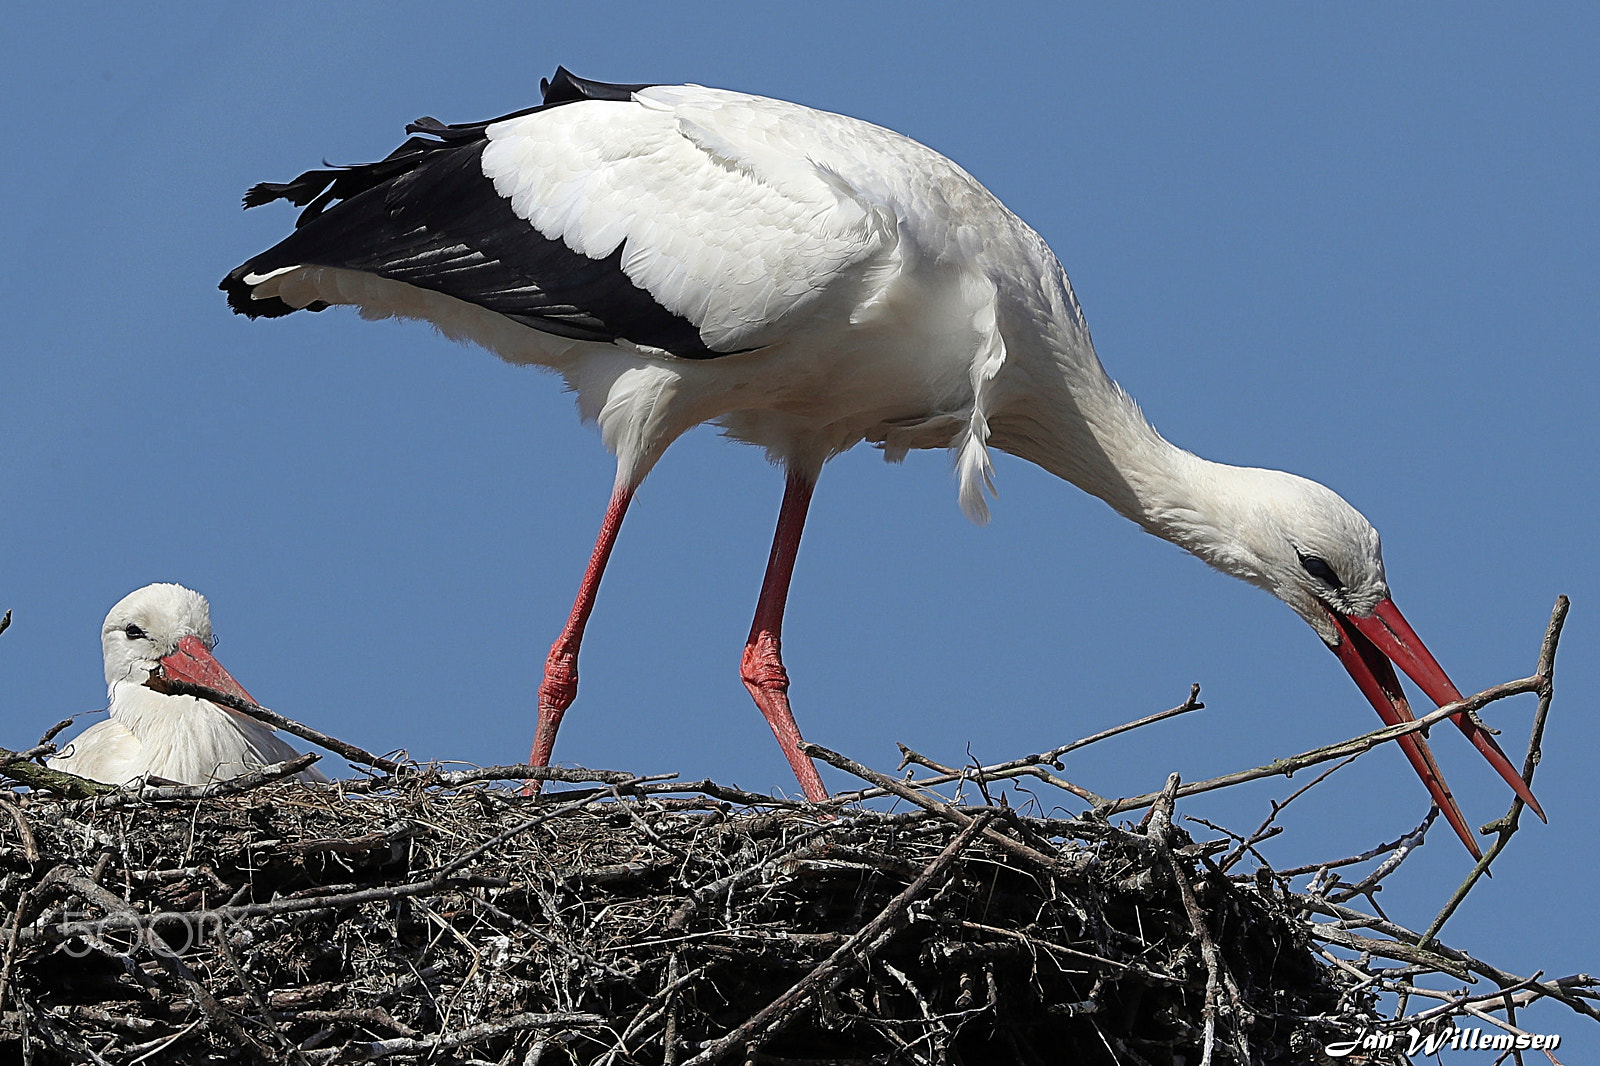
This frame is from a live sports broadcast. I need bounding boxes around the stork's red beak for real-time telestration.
[156,634,259,706]
[1327,597,1544,859]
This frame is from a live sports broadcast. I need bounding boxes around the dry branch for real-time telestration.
[1420,594,1567,948]
[0,746,113,798]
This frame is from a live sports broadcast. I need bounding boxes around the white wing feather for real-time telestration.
[481,87,897,351]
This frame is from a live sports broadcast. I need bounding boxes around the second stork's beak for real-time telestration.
[155,634,260,707]
[1326,597,1544,859]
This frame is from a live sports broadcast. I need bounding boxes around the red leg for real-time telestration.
[524,486,634,794]
[741,471,829,801]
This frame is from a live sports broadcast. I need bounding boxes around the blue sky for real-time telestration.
[4,2,1596,1047]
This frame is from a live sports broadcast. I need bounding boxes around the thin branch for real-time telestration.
[800,742,1086,879]
[1275,811,1438,878]
[28,868,513,949]
[1325,816,1432,905]
[1307,924,1472,981]
[154,676,401,773]
[1095,673,1544,817]
[347,1013,608,1061]
[425,777,646,880]
[1218,753,1364,874]
[416,764,662,788]
[51,868,272,1057]
[0,746,115,797]
[1149,773,1248,1066]
[37,714,86,749]
[844,685,1203,807]
[215,928,312,1066]
[1421,595,1567,949]
[63,753,320,812]
[0,793,39,863]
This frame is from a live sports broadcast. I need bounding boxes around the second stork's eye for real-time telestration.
[124,624,149,640]
[1297,553,1345,590]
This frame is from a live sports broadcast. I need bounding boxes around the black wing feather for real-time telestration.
[220,68,724,358]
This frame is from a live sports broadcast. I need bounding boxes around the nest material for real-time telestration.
[0,597,1589,1065]
[2,770,1360,1066]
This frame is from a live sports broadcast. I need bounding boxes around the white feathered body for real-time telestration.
[247,85,1123,522]
[49,687,321,786]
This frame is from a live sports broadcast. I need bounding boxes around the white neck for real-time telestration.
[984,284,1263,578]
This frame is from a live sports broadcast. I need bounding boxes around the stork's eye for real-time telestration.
[1297,553,1345,590]
[123,624,149,640]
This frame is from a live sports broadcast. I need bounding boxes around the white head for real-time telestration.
[102,583,214,694]
[1144,461,1544,857]
[1168,467,1390,645]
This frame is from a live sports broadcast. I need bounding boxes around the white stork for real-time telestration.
[223,69,1539,855]
[47,584,327,786]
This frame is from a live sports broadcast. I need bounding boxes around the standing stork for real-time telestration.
[223,69,1540,855]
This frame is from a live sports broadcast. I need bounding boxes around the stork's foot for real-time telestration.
[741,635,829,802]
[519,487,635,799]
[521,650,578,797]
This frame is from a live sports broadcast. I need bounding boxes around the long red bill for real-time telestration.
[1328,611,1482,858]
[155,634,259,706]
[1348,600,1544,821]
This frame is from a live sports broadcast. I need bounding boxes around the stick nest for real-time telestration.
[5,772,1362,1066]
[0,597,1591,1064]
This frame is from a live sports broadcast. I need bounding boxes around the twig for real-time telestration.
[36,715,82,749]
[417,764,662,788]
[0,609,10,637]
[605,961,710,1061]
[64,753,321,811]
[849,686,1204,807]
[1307,924,1472,981]
[1217,754,1363,874]
[52,868,272,1058]
[0,793,39,863]
[800,742,1085,879]
[1421,596,1566,949]
[215,927,311,1066]
[425,777,645,880]
[1325,816,1432,905]
[1275,811,1438,878]
[347,1012,608,1061]
[1148,773,1247,1066]
[32,874,512,945]
[1029,684,1204,766]
[0,890,28,1012]
[1401,974,1547,1027]
[951,919,1182,984]
[0,746,115,797]
[0,744,59,765]
[571,777,815,807]
[1095,673,1544,817]
[155,676,401,773]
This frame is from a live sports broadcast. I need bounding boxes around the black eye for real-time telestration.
[124,624,148,640]
[1297,553,1345,590]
